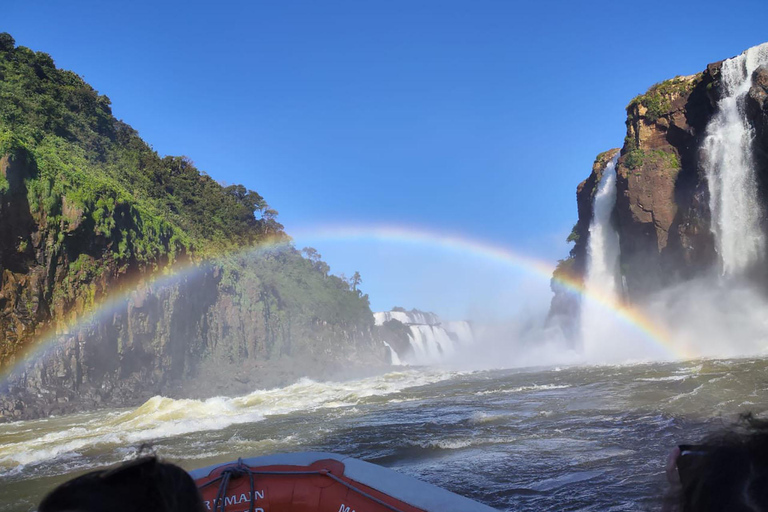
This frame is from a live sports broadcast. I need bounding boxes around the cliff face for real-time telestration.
[6,259,382,420]
[747,65,768,198]
[0,34,385,420]
[554,46,768,328]
[615,71,719,295]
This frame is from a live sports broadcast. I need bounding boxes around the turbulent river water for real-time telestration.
[2,358,767,511]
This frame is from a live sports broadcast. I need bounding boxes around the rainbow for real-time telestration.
[1,224,691,382]
[291,224,691,360]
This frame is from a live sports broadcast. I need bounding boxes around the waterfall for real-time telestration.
[374,310,440,326]
[581,154,621,355]
[382,341,404,365]
[374,311,474,364]
[444,321,475,345]
[703,43,768,275]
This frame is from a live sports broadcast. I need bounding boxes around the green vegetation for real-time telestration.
[624,148,681,171]
[627,76,699,123]
[0,32,373,366]
[624,135,637,153]
[566,223,580,243]
[593,150,615,166]
[0,32,280,259]
[553,256,577,283]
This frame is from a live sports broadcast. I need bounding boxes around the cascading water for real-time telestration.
[374,311,474,364]
[581,154,621,358]
[382,341,404,365]
[703,42,768,275]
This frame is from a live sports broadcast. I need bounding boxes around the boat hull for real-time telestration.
[189,452,497,512]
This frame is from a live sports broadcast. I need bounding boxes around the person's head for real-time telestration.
[39,456,205,512]
[667,414,768,511]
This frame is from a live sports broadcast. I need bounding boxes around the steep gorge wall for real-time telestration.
[0,149,383,422]
[4,262,382,420]
[553,48,768,327]
[615,70,718,295]
[0,34,388,421]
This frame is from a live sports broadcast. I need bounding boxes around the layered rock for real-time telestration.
[2,251,385,421]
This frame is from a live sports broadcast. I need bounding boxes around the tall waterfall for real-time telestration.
[703,43,768,274]
[581,154,621,355]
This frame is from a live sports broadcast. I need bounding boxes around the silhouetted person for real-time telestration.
[39,456,205,512]
[666,413,768,511]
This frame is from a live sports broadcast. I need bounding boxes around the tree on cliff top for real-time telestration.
[0,32,285,254]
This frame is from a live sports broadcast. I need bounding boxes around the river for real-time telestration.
[1,357,766,511]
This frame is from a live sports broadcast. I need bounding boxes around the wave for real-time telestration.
[408,436,516,451]
[473,384,571,396]
[0,370,460,474]
[635,375,689,382]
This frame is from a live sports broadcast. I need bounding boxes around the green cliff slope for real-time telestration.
[0,33,383,419]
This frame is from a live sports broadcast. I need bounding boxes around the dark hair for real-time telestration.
[39,456,205,512]
[675,414,768,511]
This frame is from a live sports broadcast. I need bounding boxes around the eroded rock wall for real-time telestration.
[0,151,384,420]
[557,50,768,309]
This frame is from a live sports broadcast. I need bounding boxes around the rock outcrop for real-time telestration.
[3,262,384,421]
[616,72,718,295]
[554,46,768,321]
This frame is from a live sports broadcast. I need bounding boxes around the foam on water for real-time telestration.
[473,383,571,396]
[0,370,458,473]
[5,359,768,511]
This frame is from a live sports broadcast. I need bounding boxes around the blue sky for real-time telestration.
[5,0,768,319]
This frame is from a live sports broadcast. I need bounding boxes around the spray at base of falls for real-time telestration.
[374,311,475,365]
[703,42,768,275]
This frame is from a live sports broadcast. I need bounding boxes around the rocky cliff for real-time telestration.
[553,44,768,322]
[0,34,386,421]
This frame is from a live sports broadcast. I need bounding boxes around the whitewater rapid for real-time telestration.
[0,370,459,472]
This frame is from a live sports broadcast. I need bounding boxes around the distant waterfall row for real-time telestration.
[703,42,768,274]
[374,311,475,365]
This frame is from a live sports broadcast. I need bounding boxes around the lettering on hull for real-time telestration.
[204,490,265,510]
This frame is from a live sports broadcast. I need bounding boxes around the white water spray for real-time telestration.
[581,154,623,358]
[703,43,768,274]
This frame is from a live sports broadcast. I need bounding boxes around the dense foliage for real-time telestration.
[0,33,281,258]
[626,75,700,123]
[624,148,681,172]
[0,33,374,367]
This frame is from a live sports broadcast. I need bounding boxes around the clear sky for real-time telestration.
[5,0,768,319]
